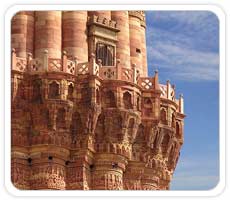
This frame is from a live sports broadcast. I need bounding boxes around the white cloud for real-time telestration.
[145,11,219,190]
[146,31,219,81]
[146,11,219,81]
[151,11,217,25]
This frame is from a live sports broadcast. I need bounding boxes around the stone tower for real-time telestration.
[11,11,185,190]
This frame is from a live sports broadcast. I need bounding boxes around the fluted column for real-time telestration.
[29,152,67,190]
[141,168,159,190]
[11,152,30,189]
[92,153,126,190]
[62,11,88,62]
[123,161,144,190]
[11,11,34,58]
[111,11,130,69]
[35,11,62,59]
[129,12,142,75]
[140,19,148,76]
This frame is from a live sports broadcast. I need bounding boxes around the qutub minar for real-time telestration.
[11,11,185,190]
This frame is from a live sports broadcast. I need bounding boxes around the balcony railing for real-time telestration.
[11,49,183,113]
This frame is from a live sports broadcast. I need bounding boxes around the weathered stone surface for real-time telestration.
[11,11,185,190]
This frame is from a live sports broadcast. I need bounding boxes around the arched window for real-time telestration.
[96,43,114,66]
[49,81,59,99]
[105,90,116,108]
[56,108,65,129]
[160,109,167,124]
[123,92,133,109]
[32,80,42,103]
[143,98,152,117]
[67,84,74,101]
[145,98,152,105]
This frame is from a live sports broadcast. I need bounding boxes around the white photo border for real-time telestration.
[4,4,226,197]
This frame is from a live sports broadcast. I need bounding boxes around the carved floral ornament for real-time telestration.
[11,10,184,190]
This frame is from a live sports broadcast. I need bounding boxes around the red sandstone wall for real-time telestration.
[129,12,143,75]
[62,11,88,62]
[140,20,148,76]
[35,11,62,59]
[111,11,131,69]
[11,10,185,190]
[11,11,34,58]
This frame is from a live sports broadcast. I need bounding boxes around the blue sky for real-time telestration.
[145,11,219,190]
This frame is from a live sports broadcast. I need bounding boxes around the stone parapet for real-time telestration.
[11,10,185,190]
